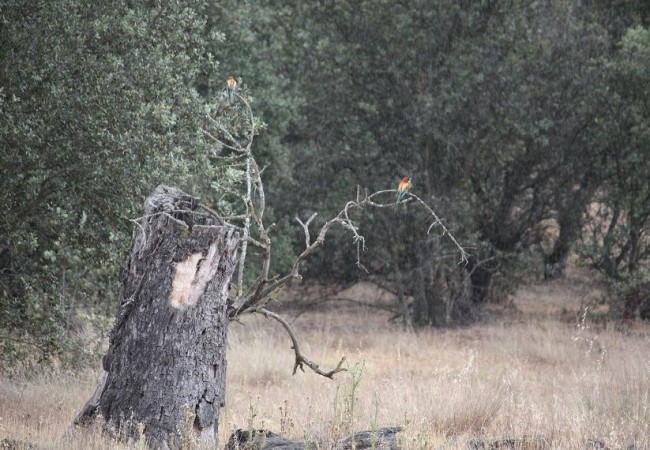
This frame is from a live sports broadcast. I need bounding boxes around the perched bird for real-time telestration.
[226,75,238,103]
[396,176,412,203]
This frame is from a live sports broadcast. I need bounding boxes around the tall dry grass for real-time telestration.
[1,277,649,449]
[221,306,649,449]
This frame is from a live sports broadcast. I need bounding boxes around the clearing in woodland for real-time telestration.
[0,269,648,449]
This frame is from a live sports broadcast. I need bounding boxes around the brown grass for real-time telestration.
[1,275,649,449]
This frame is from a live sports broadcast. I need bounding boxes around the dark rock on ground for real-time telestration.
[467,435,550,449]
[226,426,402,450]
[334,427,402,450]
[225,429,304,450]
[1,438,37,450]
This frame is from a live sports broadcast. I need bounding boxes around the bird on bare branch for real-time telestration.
[396,176,412,203]
[225,75,238,103]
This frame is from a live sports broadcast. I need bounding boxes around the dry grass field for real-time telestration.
[1,272,649,449]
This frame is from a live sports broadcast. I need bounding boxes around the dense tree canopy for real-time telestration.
[1,0,649,363]
[0,0,239,362]
[216,0,649,321]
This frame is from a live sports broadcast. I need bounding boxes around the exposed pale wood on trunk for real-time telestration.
[72,185,239,449]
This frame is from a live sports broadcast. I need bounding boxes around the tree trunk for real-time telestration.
[544,178,594,280]
[467,249,497,304]
[411,255,446,327]
[73,185,239,449]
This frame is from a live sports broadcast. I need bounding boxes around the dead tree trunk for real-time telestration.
[73,185,239,449]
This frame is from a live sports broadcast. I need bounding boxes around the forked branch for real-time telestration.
[258,308,347,378]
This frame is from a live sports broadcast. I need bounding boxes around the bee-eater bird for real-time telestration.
[396,176,412,203]
[226,75,237,103]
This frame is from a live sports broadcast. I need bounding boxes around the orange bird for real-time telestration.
[396,176,412,203]
[226,75,237,103]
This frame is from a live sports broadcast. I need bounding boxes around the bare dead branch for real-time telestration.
[240,235,268,249]
[235,92,257,147]
[257,308,347,379]
[237,158,253,294]
[202,129,240,153]
[205,115,247,153]
[197,203,225,222]
[295,213,318,249]
[406,192,470,265]
[129,218,148,254]
[206,97,468,379]
[229,187,468,318]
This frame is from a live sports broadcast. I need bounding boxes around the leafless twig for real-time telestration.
[406,192,470,265]
[295,213,318,248]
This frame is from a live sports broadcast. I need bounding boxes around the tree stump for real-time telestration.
[73,185,239,449]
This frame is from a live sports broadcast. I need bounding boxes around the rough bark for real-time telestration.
[73,185,239,449]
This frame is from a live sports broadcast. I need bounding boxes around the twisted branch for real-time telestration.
[258,308,347,378]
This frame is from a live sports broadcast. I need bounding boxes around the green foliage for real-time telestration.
[577,25,650,282]
[4,0,650,367]
[0,0,241,365]
[430,1,614,299]
[606,272,650,321]
[209,0,649,321]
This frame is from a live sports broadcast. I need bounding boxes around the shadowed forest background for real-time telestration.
[2,0,649,364]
